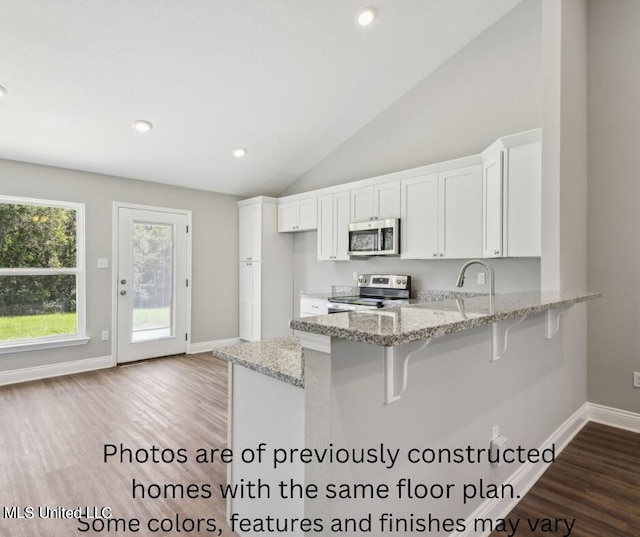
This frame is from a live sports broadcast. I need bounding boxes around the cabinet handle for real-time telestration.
[433,253,437,257]
[494,250,500,255]
[439,253,444,257]
[247,257,252,260]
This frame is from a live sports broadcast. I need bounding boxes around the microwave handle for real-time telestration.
[378,228,383,251]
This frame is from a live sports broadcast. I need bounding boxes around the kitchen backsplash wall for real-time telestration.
[292,231,540,315]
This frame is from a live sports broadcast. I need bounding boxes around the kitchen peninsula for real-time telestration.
[213,290,600,537]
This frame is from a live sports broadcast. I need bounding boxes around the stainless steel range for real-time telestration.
[328,274,411,313]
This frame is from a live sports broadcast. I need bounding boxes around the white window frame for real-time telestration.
[0,195,89,354]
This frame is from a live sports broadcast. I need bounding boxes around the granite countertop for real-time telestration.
[290,291,602,347]
[212,336,303,388]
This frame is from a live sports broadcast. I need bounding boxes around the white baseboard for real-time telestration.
[0,355,114,387]
[587,402,640,433]
[452,402,640,536]
[452,403,590,537]
[189,338,241,354]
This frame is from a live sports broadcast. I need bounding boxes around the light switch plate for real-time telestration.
[477,272,486,285]
[633,371,640,388]
[97,258,109,269]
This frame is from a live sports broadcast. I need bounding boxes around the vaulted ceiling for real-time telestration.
[0,0,523,197]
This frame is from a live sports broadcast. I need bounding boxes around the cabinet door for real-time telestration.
[350,187,374,222]
[400,174,439,259]
[317,195,335,260]
[334,191,350,260]
[277,202,298,232]
[374,182,401,219]
[297,197,318,231]
[239,203,261,261]
[505,141,541,257]
[439,165,483,259]
[239,262,253,340]
[239,262,261,341]
[482,147,504,258]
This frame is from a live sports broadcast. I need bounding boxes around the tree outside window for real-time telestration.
[0,197,84,343]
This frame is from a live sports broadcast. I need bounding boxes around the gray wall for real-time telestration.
[587,0,640,412]
[285,0,543,311]
[281,0,542,196]
[0,158,239,372]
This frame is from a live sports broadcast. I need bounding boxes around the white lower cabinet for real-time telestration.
[299,296,329,317]
[317,191,350,261]
[401,163,483,259]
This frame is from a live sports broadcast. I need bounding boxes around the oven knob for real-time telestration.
[396,279,400,285]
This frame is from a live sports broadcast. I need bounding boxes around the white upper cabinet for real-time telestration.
[277,197,317,232]
[401,164,483,259]
[482,129,541,258]
[439,165,483,259]
[401,174,439,259]
[239,202,262,261]
[350,182,401,222]
[317,191,350,261]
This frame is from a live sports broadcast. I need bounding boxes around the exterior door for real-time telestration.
[116,206,190,363]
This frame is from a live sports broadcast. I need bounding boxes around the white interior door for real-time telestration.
[116,206,190,363]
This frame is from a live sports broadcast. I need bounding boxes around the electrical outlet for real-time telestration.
[97,258,109,269]
[101,330,109,341]
[633,371,640,388]
[477,272,486,285]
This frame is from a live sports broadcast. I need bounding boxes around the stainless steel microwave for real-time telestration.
[348,218,400,257]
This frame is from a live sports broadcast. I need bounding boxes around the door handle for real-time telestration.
[120,290,127,295]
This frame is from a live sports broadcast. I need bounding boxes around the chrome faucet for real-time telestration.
[455,259,495,295]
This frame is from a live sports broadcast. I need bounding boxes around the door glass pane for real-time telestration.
[131,222,173,343]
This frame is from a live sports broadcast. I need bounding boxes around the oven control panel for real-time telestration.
[357,274,410,290]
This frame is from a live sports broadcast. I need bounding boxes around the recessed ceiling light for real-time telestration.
[232,147,247,158]
[0,85,7,97]
[132,120,153,133]
[356,7,377,26]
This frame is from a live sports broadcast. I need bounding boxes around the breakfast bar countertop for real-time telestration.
[289,290,602,347]
[212,336,303,388]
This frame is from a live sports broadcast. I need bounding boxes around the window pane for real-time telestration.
[132,222,173,342]
[0,275,77,341]
[0,203,77,268]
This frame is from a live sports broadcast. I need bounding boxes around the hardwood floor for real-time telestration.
[2,356,639,537]
[0,353,238,537]
[491,422,640,537]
